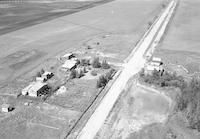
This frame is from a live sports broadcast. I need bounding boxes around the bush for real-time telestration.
[76,69,84,78]
[96,75,107,88]
[80,59,90,66]
[70,69,77,79]
[41,69,45,74]
[91,70,97,76]
[36,68,45,77]
[101,59,110,69]
[140,70,186,89]
[36,72,42,77]
[105,68,115,81]
[162,3,166,8]
[83,67,87,73]
[96,69,115,88]
[92,57,101,68]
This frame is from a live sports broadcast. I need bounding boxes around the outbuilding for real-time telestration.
[61,60,77,71]
[150,62,161,66]
[62,53,74,60]
[28,82,48,97]
[36,76,46,82]
[56,86,67,95]
[152,57,162,63]
[42,71,54,79]
[1,104,13,113]
[36,71,54,82]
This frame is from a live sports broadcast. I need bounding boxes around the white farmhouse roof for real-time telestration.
[152,57,162,62]
[1,104,11,112]
[150,62,160,66]
[146,65,160,71]
[62,60,77,69]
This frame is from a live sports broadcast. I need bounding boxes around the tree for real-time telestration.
[92,57,101,68]
[105,69,115,81]
[101,59,110,69]
[76,69,84,78]
[83,67,87,73]
[91,70,97,76]
[41,68,45,74]
[80,59,90,66]
[96,75,107,88]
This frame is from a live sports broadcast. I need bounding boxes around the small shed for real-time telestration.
[61,60,77,71]
[2,104,13,113]
[150,62,161,66]
[152,57,162,63]
[42,71,54,79]
[36,71,54,82]
[56,86,67,95]
[28,82,48,97]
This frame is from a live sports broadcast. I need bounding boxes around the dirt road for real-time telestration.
[76,1,177,139]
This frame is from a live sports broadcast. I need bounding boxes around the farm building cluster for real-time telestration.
[144,57,164,75]
[61,53,79,71]
[21,71,53,97]
[1,104,14,113]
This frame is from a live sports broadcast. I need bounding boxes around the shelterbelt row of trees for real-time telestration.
[140,69,200,131]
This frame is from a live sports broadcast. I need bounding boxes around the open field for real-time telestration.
[155,0,200,74]
[0,0,113,35]
[0,0,165,138]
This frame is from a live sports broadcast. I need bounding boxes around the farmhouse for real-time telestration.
[61,60,77,71]
[28,82,48,97]
[150,61,161,66]
[152,57,162,63]
[22,82,48,97]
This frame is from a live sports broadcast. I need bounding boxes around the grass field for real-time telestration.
[155,0,200,74]
[96,82,172,139]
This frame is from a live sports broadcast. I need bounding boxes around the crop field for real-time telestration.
[155,0,200,74]
[0,0,111,35]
